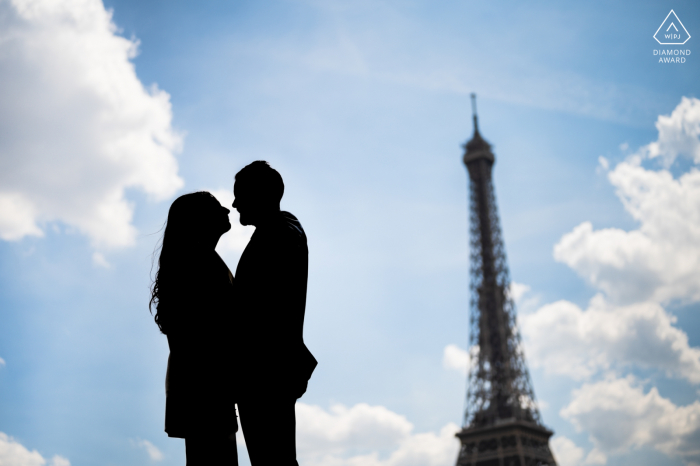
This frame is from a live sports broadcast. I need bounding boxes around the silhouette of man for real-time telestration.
[232,161,317,466]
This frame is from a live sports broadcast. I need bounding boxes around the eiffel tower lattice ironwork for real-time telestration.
[455,94,557,466]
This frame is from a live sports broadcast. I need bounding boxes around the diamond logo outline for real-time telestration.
[654,10,691,45]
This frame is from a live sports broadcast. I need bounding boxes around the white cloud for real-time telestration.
[584,449,607,465]
[643,96,700,166]
[533,97,700,466]
[0,433,44,466]
[296,403,413,455]
[295,402,460,466]
[508,281,540,313]
[509,282,531,304]
[131,438,163,462]
[0,193,44,240]
[561,376,700,465]
[550,436,584,466]
[377,423,460,466]
[0,432,70,466]
[0,0,183,249]
[49,456,70,466]
[0,357,5,367]
[442,344,469,376]
[520,294,700,383]
[554,97,700,305]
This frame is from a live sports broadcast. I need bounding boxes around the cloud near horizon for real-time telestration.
[295,402,460,466]
[550,436,606,466]
[0,432,70,466]
[561,376,700,465]
[0,0,183,252]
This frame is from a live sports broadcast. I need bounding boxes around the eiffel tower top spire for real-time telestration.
[471,93,479,134]
[463,94,493,166]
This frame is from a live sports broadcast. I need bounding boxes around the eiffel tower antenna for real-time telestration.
[471,93,479,133]
[456,94,557,466]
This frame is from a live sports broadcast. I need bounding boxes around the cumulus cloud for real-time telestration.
[442,344,469,376]
[296,403,413,455]
[522,97,700,466]
[509,281,541,313]
[0,356,5,367]
[561,376,700,465]
[295,402,460,466]
[49,457,70,466]
[550,436,606,466]
[554,97,700,305]
[643,96,700,166]
[520,294,700,383]
[131,438,163,462]
[0,0,183,250]
[583,449,607,465]
[509,282,531,304]
[0,432,70,466]
[550,437,584,466]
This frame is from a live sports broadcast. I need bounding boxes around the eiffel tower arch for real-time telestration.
[455,95,557,466]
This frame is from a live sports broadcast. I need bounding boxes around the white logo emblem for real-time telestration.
[654,10,691,45]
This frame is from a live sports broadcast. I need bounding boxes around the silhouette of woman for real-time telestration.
[150,192,238,465]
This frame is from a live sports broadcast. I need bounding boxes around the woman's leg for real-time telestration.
[185,434,238,466]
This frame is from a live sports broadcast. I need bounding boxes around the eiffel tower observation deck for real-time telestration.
[455,94,557,466]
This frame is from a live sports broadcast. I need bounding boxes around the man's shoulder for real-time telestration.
[279,211,306,244]
[245,211,306,255]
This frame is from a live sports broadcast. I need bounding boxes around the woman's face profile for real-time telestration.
[204,197,231,238]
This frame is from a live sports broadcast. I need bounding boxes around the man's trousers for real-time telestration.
[237,396,299,466]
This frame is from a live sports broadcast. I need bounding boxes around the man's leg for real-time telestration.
[185,434,238,466]
[238,397,298,466]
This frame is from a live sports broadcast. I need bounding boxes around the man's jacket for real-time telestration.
[235,211,317,397]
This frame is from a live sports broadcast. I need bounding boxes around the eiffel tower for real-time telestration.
[455,95,557,466]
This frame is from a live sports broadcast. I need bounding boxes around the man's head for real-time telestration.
[233,161,284,226]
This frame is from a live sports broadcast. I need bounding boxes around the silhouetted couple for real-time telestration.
[150,161,317,465]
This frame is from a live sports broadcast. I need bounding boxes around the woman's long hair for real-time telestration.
[150,191,217,334]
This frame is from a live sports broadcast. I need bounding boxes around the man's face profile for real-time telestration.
[232,166,281,227]
[232,181,256,226]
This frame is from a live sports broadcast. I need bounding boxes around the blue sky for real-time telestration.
[0,1,699,465]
